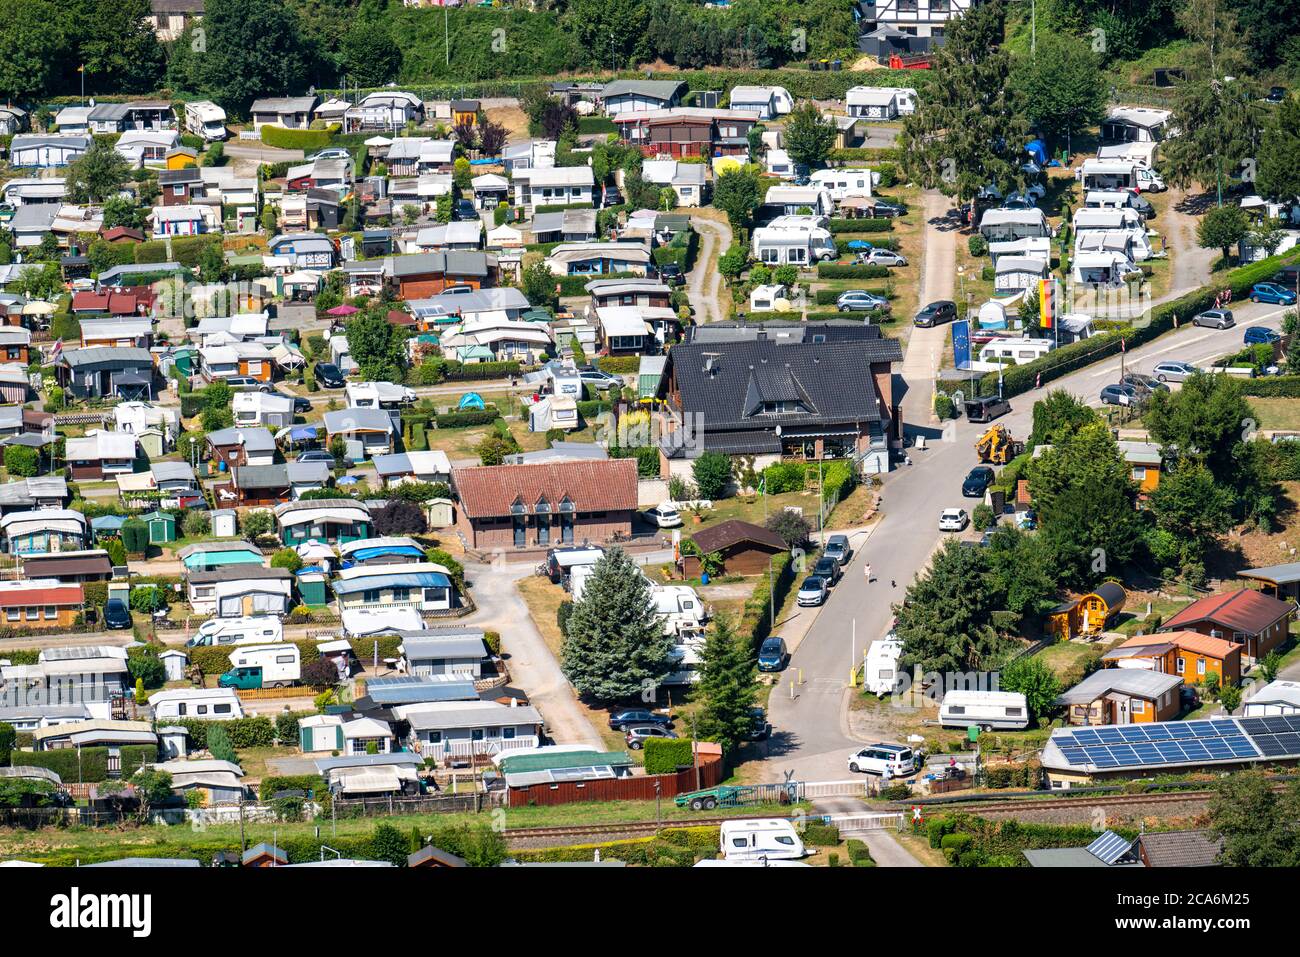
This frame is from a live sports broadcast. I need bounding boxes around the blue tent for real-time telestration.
[846,239,874,250]
[458,392,486,411]
[1025,139,1048,166]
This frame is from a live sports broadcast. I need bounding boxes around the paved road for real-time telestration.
[763,294,1293,783]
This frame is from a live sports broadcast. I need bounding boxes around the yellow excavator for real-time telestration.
[974,424,1024,465]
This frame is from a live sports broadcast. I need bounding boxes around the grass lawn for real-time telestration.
[692,488,825,535]
[232,746,297,783]
[1245,397,1300,433]
[1034,640,1103,682]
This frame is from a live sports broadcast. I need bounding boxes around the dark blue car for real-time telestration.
[757,637,788,672]
[1244,326,1281,346]
[1250,282,1298,306]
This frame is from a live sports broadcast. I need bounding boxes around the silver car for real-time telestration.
[1193,309,1234,329]
[1151,360,1198,383]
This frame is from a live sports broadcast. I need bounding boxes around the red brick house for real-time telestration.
[452,459,637,551]
[1159,589,1296,662]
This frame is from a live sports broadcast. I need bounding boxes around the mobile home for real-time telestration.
[865,637,903,696]
[937,689,1030,731]
[148,687,244,721]
[185,616,285,648]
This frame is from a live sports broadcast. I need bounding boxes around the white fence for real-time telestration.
[802,779,874,799]
[823,812,906,832]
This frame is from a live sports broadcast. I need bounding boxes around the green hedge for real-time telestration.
[816,263,893,280]
[513,826,716,865]
[1237,376,1300,397]
[260,774,328,801]
[16,745,157,783]
[534,202,595,214]
[576,399,612,418]
[434,409,500,429]
[597,355,641,374]
[803,310,889,322]
[577,116,616,134]
[643,737,695,774]
[827,218,894,234]
[131,234,222,268]
[743,550,794,650]
[261,124,341,151]
[814,287,890,306]
[976,250,1300,399]
[442,360,521,381]
[556,272,639,297]
[172,716,277,751]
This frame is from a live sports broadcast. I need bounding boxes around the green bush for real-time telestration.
[16,745,156,783]
[434,409,500,429]
[816,262,893,280]
[261,124,341,151]
[826,217,893,234]
[3,445,38,478]
[643,737,694,774]
[801,822,840,846]
[0,722,14,766]
[596,355,641,375]
[968,235,988,257]
[577,116,616,134]
[259,774,328,801]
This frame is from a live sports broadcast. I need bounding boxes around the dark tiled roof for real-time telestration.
[689,520,787,555]
[1138,830,1223,867]
[1162,589,1294,636]
[686,322,904,363]
[663,338,893,431]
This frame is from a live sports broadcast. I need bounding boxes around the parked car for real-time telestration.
[1100,382,1144,406]
[454,199,479,221]
[961,466,994,497]
[797,576,828,607]
[914,300,957,327]
[626,725,678,750]
[1119,372,1169,394]
[298,449,347,468]
[225,376,273,393]
[1266,86,1288,104]
[602,187,624,208]
[1250,282,1297,305]
[964,395,1010,422]
[288,395,313,414]
[313,362,346,388]
[1244,326,1282,345]
[867,200,906,218]
[822,533,852,565]
[104,598,132,630]
[1130,194,1155,218]
[306,147,352,162]
[578,367,621,391]
[658,263,685,287]
[837,290,890,313]
[609,709,672,731]
[847,743,917,776]
[812,556,841,586]
[1152,360,1199,383]
[858,249,908,267]
[757,637,788,672]
[644,503,682,528]
[1192,308,1234,329]
[939,508,970,532]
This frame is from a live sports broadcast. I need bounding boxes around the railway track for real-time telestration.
[927,790,1216,815]
[504,814,770,841]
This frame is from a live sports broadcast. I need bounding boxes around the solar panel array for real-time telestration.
[1086,830,1134,865]
[1236,714,1300,758]
[1054,719,1260,770]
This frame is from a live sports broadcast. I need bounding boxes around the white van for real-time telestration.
[186,616,284,648]
[1135,166,1166,193]
[720,819,807,861]
[222,643,301,688]
[847,742,917,776]
[184,101,228,142]
[865,637,903,696]
[938,689,1029,730]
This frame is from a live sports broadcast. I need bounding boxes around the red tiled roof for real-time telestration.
[71,289,146,316]
[452,459,638,518]
[1116,630,1243,660]
[100,226,145,243]
[0,583,83,607]
[1161,589,1294,637]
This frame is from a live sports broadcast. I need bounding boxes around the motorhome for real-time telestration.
[218,643,301,690]
[938,689,1029,731]
[651,585,708,635]
[186,616,284,648]
[809,167,876,202]
[864,636,903,696]
[184,101,228,142]
[720,819,807,862]
[1079,159,1137,192]
[545,545,605,585]
[662,642,703,686]
[751,215,837,266]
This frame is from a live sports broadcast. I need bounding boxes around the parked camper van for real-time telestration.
[847,742,917,776]
[184,101,228,142]
[218,643,301,690]
[545,545,605,585]
[662,643,702,686]
[651,585,708,634]
[865,637,903,696]
[186,616,285,648]
[938,689,1029,731]
[720,819,807,862]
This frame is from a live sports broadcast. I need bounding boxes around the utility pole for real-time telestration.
[445,5,450,67]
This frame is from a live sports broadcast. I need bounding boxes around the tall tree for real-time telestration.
[1010,32,1106,149]
[1028,389,1100,448]
[1197,204,1250,262]
[1147,461,1236,566]
[0,0,68,102]
[561,547,675,701]
[345,308,409,382]
[1207,772,1298,866]
[74,0,165,93]
[1143,371,1254,487]
[694,615,757,754]
[1255,96,1300,203]
[199,0,309,114]
[341,20,402,88]
[1160,0,1261,198]
[997,656,1061,721]
[782,102,836,170]
[1028,420,1141,585]
[899,0,1029,204]
[712,166,762,230]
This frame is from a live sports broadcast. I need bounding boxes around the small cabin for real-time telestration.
[1045,582,1127,640]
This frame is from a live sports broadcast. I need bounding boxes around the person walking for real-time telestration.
[864,562,873,583]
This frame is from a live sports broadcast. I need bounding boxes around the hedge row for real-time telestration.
[172,716,277,751]
[596,355,640,375]
[261,124,341,151]
[512,826,717,866]
[576,399,612,418]
[643,737,695,774]
[816,263,893,280]
[433,409,500,429]
[742,550,795,651]
[814,287,890,306]
[556,272,639,297]
[132,234,222,269]
[975,250,1300,399]
[577,116,617,134]
[803,310,889,322]
[442,360,522,381]
[827,218,894,234]
[259,774,328,802]
[15,745,157,783]
[1237,375,1300,397]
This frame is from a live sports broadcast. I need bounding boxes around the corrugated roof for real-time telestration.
[1055,668,1183,705]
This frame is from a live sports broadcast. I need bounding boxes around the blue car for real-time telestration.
[1244,326,1281,346]
[757,637,788,672]
[1250,282,1298,305]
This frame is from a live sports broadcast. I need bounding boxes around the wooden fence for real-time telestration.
[332,790,500,817]
[506,753,725,807]
[235,685,317,701]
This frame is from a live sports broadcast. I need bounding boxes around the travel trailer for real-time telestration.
[218,643,301,690]
[938,689,1030,731]
[186,616,285,648]
[546,545,605,585]
[864,636,903,696]
[720,819,807,862]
